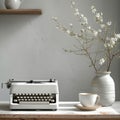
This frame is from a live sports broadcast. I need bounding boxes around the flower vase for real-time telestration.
[91,71,115,106]
[4,0,22,9]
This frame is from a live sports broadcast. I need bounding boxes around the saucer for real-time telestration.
[75,104,101,111]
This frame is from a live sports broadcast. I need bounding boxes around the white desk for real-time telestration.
[0,101,120,120]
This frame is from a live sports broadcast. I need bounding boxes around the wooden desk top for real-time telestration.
[0,101,120,120]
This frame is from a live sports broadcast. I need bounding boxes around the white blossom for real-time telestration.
[80,15,88,26]
[104,43,110,48]
[100,24,106,29]
[75,8,79,12]
[91,6,97,14]
[111,37,117,42]
[98,29,102,33]
[104,37,117,49]
[100,12,103,16]
[71,1,75,5]
[74,8,80,16]
[115,34,120,39]
[99,58,105,65]
[88,26,91,29]
[110,38,116,46]
[96,13,100,18]
[74,11,80,16]
[80,14,84,17]
[56,26,60,29]
[107,21,112,26]
[69,23,73,27]
[81,29,85,33]
[93,30,98,37]
[95,13,103,22]
[92,8,97,14]
[66,29,71,34]
[91,6,95,9]
[52,16,58,21]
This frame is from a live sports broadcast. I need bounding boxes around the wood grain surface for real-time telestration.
[0,114,120,120]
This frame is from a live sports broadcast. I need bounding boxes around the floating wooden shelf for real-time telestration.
[0,9,42,15]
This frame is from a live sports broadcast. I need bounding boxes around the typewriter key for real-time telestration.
[27,96,29,99]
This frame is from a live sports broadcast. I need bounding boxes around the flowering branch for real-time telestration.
[52,1,120,72]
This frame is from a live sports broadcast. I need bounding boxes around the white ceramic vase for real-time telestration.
[4,0,22,9]
[91,71,115,106]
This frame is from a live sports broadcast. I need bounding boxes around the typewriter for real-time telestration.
[6,79,59,110]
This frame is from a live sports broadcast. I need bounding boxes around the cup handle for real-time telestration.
[95,95,100,105]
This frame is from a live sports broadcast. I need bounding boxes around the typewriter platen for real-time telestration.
[7,79,59,110]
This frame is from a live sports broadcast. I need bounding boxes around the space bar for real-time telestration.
[19,101,49,105]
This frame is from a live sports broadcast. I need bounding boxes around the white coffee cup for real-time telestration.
[79,93,100,107]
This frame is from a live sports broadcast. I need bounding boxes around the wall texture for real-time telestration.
[0,0,120,101]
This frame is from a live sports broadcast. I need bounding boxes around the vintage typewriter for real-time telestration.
[6,79,59,110]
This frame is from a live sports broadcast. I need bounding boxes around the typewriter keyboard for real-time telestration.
[12,93,56,104]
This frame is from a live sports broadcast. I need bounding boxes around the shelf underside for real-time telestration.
[0,9,42,15]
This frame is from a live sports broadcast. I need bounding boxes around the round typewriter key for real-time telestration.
[40,96,43,99]
[13,99,18,102]
[37,95,39,98]
[50,96,53,99]
[47,96,50,99]
[17,96,19,98]
[51,99,55,103]
[27,95,29,98]
[44,96,46,99]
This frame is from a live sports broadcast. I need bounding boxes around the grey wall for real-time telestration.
[0,0,120,101]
